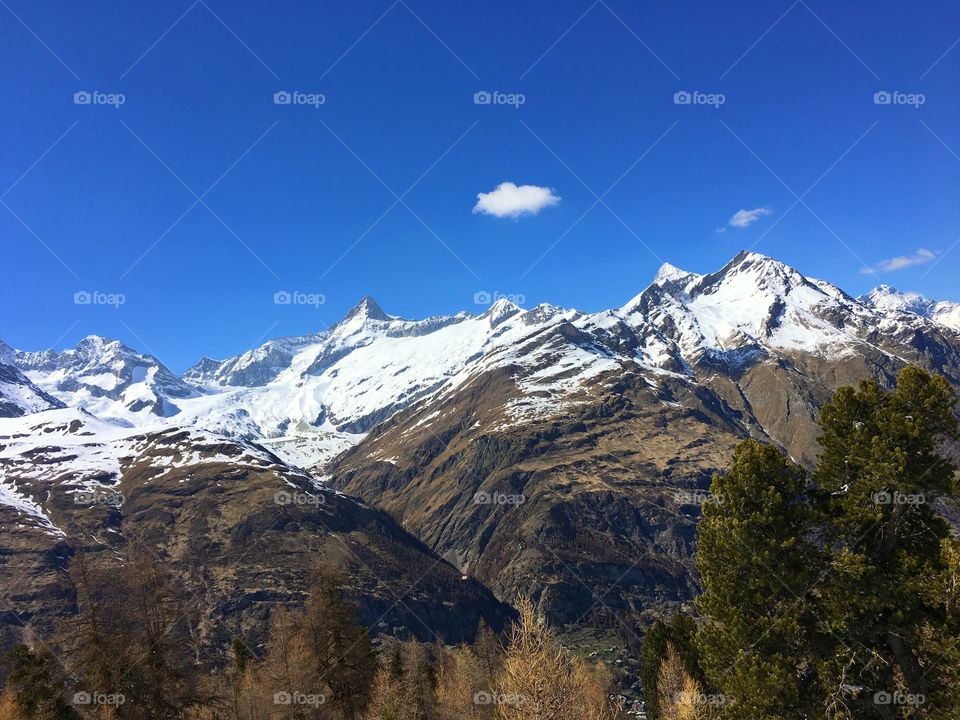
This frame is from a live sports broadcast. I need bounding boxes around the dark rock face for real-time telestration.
[328,365,747,634]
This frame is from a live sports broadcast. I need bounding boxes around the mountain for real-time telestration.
[2,250,959,660]
[1,336,197,423]
[0,359,64,417]
[0,407,512,656]
[325,251,960,636]
[861,284,960,332]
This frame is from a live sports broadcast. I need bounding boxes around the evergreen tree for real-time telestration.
[694,367,960,719]
[694,440,824,719]
[232,637,254,674]
[814,367,959,717]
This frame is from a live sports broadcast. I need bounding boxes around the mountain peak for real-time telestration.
[861,285,960,332]
[862,285,931,315]
[653,262,703,290]
[344,295,392,323]
[77,335,123,350]
[730,249,769,263]
[483,298,522,328]
[706,250,806,289]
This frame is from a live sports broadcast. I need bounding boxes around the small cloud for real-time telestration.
[473,182,560,219]
[729,207,771,228]
[713,226,727,234]
[860,248,936,274]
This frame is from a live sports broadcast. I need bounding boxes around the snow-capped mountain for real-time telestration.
[622,251,925,365]
[2,249,960,650]
[0,360,65,417]
[0,405,511,651]
[0,336,197,424]
[172,295,603,466]
[861,284,960,332]
[2,251,958,471]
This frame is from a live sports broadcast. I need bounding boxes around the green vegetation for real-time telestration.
[645,366,960,719]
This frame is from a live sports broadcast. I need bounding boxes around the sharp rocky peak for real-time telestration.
[343,295,393,323]
[652,261,703,288]
[482,298,522,328]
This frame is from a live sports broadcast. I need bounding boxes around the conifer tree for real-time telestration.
[814,367,959,717]
[695,367,960,718]
[694,440,824,718]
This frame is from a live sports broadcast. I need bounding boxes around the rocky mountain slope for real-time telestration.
[326,252,960,639]
[2,250,959,657]
[0,408,512,660]
[0,361,64,417]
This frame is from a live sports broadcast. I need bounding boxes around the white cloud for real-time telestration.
[860,248,936,274]
[473,182,560,219]
[728,207,771,228]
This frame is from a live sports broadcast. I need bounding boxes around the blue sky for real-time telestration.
[2,0,959,371]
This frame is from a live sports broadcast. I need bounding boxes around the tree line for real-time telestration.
[1,559,620,719]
